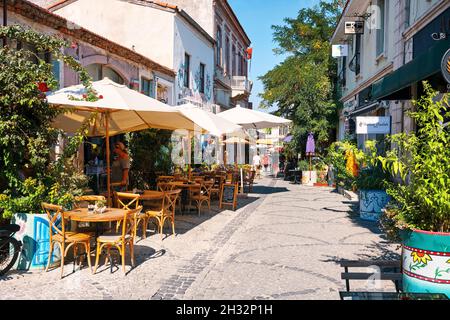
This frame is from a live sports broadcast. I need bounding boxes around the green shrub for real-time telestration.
[378,83,450,233]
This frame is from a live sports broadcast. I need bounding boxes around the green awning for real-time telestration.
[372,39,450,100]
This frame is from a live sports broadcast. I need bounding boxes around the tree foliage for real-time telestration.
[0,25,94,219]
[127,129,173,190]
[259,0,343,156]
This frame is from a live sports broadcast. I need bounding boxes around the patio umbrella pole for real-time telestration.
[105,111,111,207]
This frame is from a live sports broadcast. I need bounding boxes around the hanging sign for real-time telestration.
[332,44,349,57]
[345,21,364,34]
[356,116,391,134]
[442,49,450,84]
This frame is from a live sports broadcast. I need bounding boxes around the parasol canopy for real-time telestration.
[175,103,245,137]
[217,105,292,129]
[47,77,200,136]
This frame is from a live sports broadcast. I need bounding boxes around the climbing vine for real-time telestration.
[0,25,96,219]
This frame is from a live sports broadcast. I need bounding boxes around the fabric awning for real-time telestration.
[372,39,450,100]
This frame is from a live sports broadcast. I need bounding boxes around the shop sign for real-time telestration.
[345,21,364,34]
[332,44,349,57]
[442,49,450,84]
[356,116,391,134]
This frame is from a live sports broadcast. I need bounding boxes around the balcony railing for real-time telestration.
[231,76,252,93]
[214,89,231,108]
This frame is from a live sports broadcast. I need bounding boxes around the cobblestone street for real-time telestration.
[0,177,400,300]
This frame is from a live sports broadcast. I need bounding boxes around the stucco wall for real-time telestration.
[5,8,147,89]
[341,0,396,99]
[166,0,214,37]
[174,16,214,105]
[409,0,442,25]
[54,0,175,69]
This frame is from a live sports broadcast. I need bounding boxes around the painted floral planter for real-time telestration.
[402,229,450,298]
[359,190,390,221]
[11,213,61,270]
[301,171,317,186]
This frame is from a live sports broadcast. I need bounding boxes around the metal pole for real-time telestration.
[105,112,111,207]
[2,0,7,47]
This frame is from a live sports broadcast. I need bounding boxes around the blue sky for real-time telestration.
[228,0,322,112]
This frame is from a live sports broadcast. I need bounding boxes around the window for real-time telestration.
[225,37,230,75]
[85,64,125,84]
[232,45,236,76]
[184,53,190,88]
[199,63,205,94]
[216,26,222,67]
[141,77,154,97]
[376,0,386,57]
[405,0,411,28]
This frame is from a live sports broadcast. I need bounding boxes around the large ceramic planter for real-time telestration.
[402,229,450,298]
[359,190,390,221]
[11,213,61,270]
[301,171,317,186]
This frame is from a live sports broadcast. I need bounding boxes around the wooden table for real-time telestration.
[65,207,127,223]
[138,190,164,201]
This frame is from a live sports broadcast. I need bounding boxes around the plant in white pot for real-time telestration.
[355,140,391,221]
[378,83,450,297]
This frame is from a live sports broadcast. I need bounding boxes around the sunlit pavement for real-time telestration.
[0,177,399,300]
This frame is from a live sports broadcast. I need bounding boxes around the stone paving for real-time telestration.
[0,177,400,300]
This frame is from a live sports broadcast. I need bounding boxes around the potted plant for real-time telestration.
[356,140,391,221]
[0,26,93,271]
[378,83,450,297]
[324,141,359,194]
[298,160,317,185]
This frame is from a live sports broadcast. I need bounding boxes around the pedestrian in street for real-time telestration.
[253,152,262,179]
[262,153,269,174]
[327,163,335,187]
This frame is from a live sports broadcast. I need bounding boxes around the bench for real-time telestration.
[340,260,403,293]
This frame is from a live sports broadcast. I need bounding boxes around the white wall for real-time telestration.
[409,0,442,25]
[340,0,396,100]
[54,0,175,69]
[174,16,214,105]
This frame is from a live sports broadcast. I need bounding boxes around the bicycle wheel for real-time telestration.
[0,237,20,276]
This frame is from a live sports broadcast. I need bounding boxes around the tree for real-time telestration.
[259,0,344,156]
[0,25,95,219]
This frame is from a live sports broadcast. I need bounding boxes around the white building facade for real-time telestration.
[332,0,450,149]
[166,0,253,111]
[48,0,215,109]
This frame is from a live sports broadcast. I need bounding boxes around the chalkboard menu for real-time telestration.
[222,184,237,202]
[220,182,238,211]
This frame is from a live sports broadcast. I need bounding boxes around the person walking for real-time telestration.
[253,152,261,179]
[262,153,269,174]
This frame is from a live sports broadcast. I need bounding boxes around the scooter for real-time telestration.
[0,224,22,276]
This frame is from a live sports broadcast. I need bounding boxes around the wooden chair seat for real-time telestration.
[52,232,91,243]
[191,194,209,201]
[97,233,132,243]
[146,210,162,218]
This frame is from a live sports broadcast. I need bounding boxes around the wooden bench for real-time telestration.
[340,260,403,293]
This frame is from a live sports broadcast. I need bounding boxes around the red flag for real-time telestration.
[246,48,253,60]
